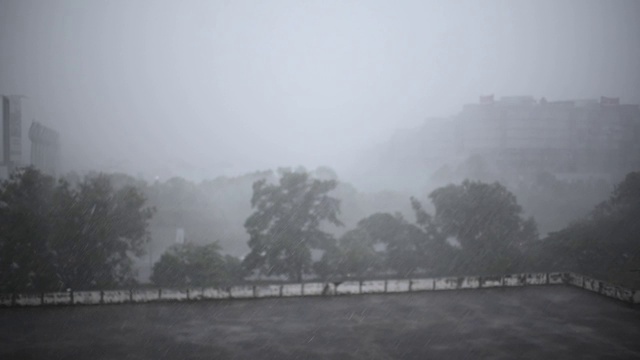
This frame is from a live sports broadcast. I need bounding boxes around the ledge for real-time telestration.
[1,272,637,308]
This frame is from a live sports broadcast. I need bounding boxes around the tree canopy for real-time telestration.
[0,168,154,292]
[535,172,640,285]
[428,180,538,274]
[314,228,382,280]
[151,242,236,287]
[243,169,342,281]
[0,168,57,291]
[357,213,431,277]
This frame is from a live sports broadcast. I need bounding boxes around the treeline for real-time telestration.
[151,169,640,289]
[1,167,639,292]
[235,169,537,283]
[0,168,154,292]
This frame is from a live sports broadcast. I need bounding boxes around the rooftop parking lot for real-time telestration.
[1,285,639,359]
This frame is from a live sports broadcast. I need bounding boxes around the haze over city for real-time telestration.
[2,0,639,186]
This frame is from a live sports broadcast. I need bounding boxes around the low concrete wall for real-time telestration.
[503,274,526,287]
[564,273,639,304]
[15,294,41,306]
[526,273,547,285]
[460,276,481,289]
[434,277,459,290]
[548,272,564,285]
[1,272,637,308]
[335,281,360,295]
[281,284,302,297]
[43,292,71,305]
[131,289,158,303]
[0,294,12,306]
[567,273,584,287]
[74,291,101,305]
[255,285,280,298]
[386,279,410,293]
[102,290,130,304]
[480,276,503,288]
[229,286,253,299]
[303,282,326,296]
[410,279,434,291]
[202,288,229,300]
[361,280,386,294]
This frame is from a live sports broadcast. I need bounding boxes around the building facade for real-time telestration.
[1,95,23,177]
[1,95,60,179]
[454,96,640,180]
[28,122,60,176]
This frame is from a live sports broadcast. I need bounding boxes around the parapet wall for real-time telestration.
[1,272,638,308]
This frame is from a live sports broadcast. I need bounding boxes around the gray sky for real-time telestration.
[1,0,639,182]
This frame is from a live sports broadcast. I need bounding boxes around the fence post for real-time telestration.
[384,279,388,293]
[70,290,74,305]
[100,290,104,304]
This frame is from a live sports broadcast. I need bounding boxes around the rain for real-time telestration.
[1,0,640,359]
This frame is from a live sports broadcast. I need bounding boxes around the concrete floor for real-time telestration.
[1,285,639,359]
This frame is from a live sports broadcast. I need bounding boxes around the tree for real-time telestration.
[0,168,57,292]
[357,212,434,277]
[243,169,342,282]
[0,168,155,292]
[151,243,232,287]
[428,180,538,274]
[314,228,381,280]
[536,172,640,285]
[49,174,155,289]
[410,197,457,275]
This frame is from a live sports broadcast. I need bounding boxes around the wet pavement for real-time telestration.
[1,285,639,359]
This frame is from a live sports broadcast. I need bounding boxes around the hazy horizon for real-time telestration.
[2,0,639,187]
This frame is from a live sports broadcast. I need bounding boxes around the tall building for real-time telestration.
[29,122,60,176]
[1,95,23,177]
[454,96,640,180]
[1,95,60,179]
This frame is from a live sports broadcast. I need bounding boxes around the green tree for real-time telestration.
[536,172,640,285]
[357,212,434,277]
[0,168,57,292]
[0,168,155,292]
[429,180,538,274]
[243,169,342,282]
[151,242,231,287]
[315,228,381,280]
[50,174,155,289]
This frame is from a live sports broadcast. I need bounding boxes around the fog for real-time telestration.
[2,0,639,186]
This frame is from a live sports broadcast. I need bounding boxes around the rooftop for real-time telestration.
[1,285,639,359]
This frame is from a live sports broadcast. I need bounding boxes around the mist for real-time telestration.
[2,0,639,186]
[4,2,640,358]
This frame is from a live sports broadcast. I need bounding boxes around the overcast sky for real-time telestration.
[1,0,639,182]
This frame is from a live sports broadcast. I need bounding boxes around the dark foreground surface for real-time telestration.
[1,286,639,360]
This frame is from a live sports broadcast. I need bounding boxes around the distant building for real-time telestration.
[29,122,60,176]
[454,95,640,179]
[1,95,61,179]
[1,95,23,177]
